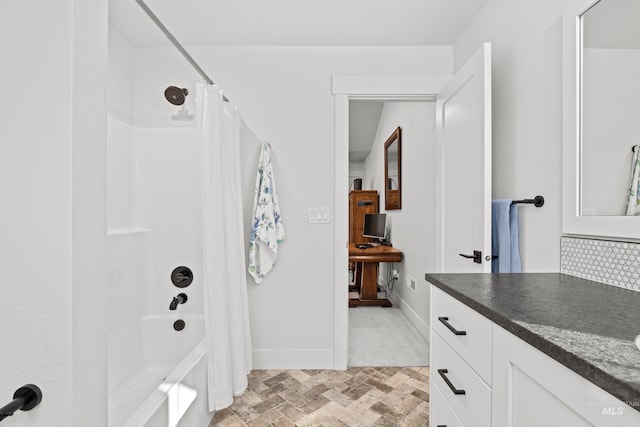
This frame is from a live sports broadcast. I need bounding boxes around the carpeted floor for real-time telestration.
[209,367,430,426]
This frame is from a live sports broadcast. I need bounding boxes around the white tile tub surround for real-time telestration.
[560,236,640,292]
[107,114,137,229]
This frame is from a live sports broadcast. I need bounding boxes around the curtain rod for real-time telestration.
[133,0,230,102]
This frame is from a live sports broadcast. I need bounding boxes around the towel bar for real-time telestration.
[0,384,42,422]
[511,195,544,208]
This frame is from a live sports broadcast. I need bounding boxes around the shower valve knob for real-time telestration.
[171,266,193,288]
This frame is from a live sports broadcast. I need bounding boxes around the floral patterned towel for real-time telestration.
[627,146,640,216]
[248,142,285,284]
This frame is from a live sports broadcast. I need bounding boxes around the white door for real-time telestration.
[436,43,492,273]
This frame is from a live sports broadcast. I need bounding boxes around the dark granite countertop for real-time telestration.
[424,273,640,412]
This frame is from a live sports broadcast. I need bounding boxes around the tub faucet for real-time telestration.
[170,293,188,310]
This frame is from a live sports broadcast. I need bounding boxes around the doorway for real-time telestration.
[347,99,434,367]
[334,44,492,369]
[332,76,449,369]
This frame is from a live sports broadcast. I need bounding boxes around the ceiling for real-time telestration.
[109,0,490,159]
[110,0,488,47]
[349,101,384,162]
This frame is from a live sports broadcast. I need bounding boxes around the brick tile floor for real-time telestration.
[209,367,429,426]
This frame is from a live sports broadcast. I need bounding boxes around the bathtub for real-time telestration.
[107,229,209,426]
[108,312,209,427]
[116,338,210,427]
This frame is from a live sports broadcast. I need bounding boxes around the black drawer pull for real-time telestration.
[438,369,466,395]
[438,316,467,335]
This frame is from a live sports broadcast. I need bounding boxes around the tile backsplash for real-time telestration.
[560,236,640,292]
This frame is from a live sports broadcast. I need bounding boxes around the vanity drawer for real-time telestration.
[431,381,465,427]
[432,331,491,427]
[431,285,492,384]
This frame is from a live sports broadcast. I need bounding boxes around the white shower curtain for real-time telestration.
[196,84,252,412]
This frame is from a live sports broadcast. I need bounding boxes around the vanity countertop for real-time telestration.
[424,272,640,412]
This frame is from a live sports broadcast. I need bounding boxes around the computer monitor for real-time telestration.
[362,213,386,240]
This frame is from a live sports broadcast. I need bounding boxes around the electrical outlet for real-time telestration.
[406,274,416,293]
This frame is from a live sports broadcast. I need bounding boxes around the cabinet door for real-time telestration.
[492,324,640,427]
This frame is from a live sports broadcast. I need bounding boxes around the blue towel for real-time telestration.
[491,200,522,273]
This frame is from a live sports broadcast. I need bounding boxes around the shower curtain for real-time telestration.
[196,84,252,412]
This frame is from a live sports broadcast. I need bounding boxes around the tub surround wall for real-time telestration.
[107,115,137,229]
[136,125,205,346]
[107,22,207,424]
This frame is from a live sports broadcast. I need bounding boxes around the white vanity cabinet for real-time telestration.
[430,286,492,427]
[492,325,640,427]
[429,284,640,427]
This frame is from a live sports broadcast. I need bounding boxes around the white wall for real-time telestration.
[135,45,452,367]
[581,48,640,216]
[363,102,436,337]
[454,0,566,272]
[0,1,107,426]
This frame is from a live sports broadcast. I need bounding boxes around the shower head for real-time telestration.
[164,86,189,106]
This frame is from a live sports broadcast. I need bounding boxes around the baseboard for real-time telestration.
[252,349,334,370]
[398,298,430,341]
[384,290,429,340]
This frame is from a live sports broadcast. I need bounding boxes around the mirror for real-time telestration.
[384,127,402,210]
[580,0,640,216]
[562,0,640,238]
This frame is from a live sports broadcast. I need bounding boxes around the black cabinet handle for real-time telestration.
[438,317,466,336]
[438,369,466,395]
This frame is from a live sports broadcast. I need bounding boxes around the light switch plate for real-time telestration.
[308,207,331,224]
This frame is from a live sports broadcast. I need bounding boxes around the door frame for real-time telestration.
[332,75,451,369]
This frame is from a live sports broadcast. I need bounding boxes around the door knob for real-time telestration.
[459,250,482,264]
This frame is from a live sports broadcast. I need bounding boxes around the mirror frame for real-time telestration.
[562,0,640,240]
[384,126,402,210]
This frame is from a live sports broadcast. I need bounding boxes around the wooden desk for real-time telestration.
[348,243,403,307]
